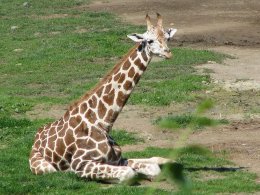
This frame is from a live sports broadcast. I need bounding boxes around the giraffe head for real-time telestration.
[127,13,177,59]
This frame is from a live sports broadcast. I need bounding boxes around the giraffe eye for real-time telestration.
[148,40,154,44]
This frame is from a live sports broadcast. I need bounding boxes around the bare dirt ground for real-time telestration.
[82,0,260,47]
[80,0,260,179]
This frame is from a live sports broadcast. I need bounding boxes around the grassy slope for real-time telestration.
[1,0,259,194]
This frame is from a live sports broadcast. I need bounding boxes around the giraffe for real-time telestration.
[29,13,177,183]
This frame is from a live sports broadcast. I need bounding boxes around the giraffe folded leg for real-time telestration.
[127,157,175,178]
[71,160,136,183]
[29,148,57,175]
[128,157,175,165]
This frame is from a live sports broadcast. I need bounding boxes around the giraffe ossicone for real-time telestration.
[29,13,177,183]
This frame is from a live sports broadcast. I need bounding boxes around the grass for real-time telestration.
[1,0,258,194]
[110,129,143,146]
[156,114,228,130]
[124,146,231,168]
[0,0,228,118]
[1,117,259,194]
[155,99,228,130]
[125,146,260,194]
[129,48,228,105]
[0,117,154,194]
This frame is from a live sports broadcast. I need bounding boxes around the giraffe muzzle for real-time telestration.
[164,51,172,59]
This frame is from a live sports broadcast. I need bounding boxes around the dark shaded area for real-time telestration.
[186,166,247,172]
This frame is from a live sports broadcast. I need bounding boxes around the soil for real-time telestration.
[27,0,260,187]
[80,0,260,47]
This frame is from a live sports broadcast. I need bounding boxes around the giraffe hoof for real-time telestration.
[119,167,137,184]
[150,157,175,165]
[136,163,161,179]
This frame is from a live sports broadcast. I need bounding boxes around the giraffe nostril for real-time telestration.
[164,49,170,53]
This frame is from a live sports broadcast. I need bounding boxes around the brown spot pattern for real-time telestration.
[71,107,79,115]
[49,127,56,136]
[128,67,135,78]
[75,122,88,137]
[64,111,70,122]
[96,86,104,97]
[56,139,66,156]
[58,119,64,126]
[80,103,88,114]
[48,135,57,148]
[98,142,108,152]
[71,159,80,169]
[53,154,61,163]
[53,121,58,126]
[90,128,106,142]
[133,73,141,84]
[58,128,66,137]
[64,129,74,146]
[117,91,125,107]
[88,96,97,108]
[122,60,131,70]
[141,52,148,61]
[123,81,132,90]
[114,73,120,81]
[135,58,146,71]
[85,109,97,124]
[118,74,125,83]
[82,150,100,161]
[98,101,107,119]
[45,148,52,157]
[105,109,117,124]
[131,52,137,60]
[69,117,79,128]
[73,149,85,159]
[103,89,115,105]
[104,84,112,94]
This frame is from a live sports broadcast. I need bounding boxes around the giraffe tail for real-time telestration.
[29,148,57,175]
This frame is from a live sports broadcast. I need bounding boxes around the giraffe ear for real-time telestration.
[165,28,177,41]
[127,33,144,42]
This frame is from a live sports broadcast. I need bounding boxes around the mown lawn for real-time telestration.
[1,0,260,194]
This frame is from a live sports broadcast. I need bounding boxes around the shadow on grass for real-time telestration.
[159,162,248,194]
[185,166,247,172]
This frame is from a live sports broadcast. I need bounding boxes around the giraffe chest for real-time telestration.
[73,129,122,164]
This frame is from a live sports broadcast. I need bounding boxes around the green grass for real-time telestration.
[129,49,228,106]
[0,0,228,118]
[1,1,258,194]
[155,99,228,130]
[155,114,228,130]
[1,117,259,194]
[125,146,260,194]
[124,146,231,168]
[110,129,143,146]
[0,117,161,194]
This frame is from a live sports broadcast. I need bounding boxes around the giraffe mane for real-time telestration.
[69,43,140,110]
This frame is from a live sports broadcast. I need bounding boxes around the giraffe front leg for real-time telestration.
[126,157,175,179]
[129,157,175,165]
[29,148,57,175]
[71,160,136,183]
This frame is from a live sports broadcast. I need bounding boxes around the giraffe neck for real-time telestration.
[69,43,152,132]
